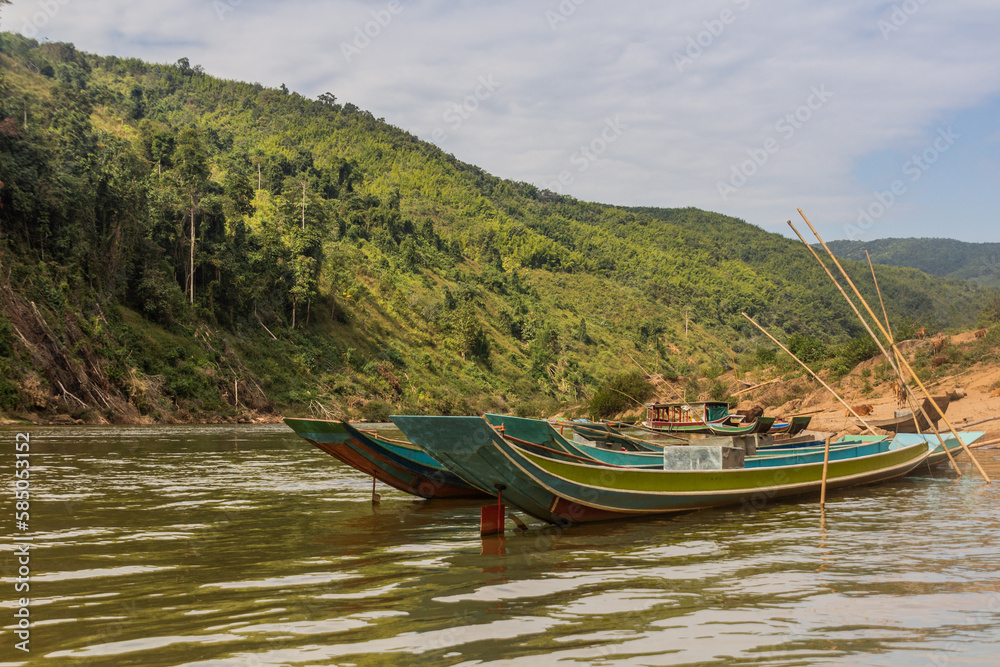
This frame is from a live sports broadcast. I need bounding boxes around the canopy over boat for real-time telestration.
[644,401,734,433]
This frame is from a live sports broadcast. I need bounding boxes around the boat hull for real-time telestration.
[393,416,931,525]
[283,418,488,499]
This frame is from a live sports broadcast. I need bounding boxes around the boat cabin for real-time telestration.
[645,401,731,429]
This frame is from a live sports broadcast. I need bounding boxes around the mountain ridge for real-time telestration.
[826,238,1000,290]
[0,33,995,424]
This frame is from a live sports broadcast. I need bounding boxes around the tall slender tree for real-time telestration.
[174,127,209,303]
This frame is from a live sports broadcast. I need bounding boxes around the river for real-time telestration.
[2,424,999,666]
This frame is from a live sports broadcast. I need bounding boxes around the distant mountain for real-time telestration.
[826,238,1000,290]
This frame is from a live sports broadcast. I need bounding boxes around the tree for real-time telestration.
[589,372,655,420]
[289,254,317,328]
[151,132,173,176]
[457,304,491,363]
[174,127,209,303]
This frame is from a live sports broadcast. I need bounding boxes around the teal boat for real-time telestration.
[392,416,932,525]
[490,414,664,468]
[768,415,813,435]
[643,401,775,436]
[283,418,488,499]
[643,401,733,434]
[838,431,985,470]
[557,419,668,451]
[706,416,776,436]
[489,414,887,470]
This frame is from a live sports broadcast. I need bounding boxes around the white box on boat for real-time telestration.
[663,446,745,470]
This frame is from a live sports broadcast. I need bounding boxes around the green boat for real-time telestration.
[489,414,887,470]
[706,416,776,436]
[282,417,488,499]
[556,419,685,451]
[392,415,932,525]
[643,401,733,434]
[643,402,774,435]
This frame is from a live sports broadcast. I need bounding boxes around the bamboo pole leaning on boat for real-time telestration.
[785,218,964,476]
[866,247,953,473]
[797,209,986,481]
[866,250,894,348]
[795,209,989,483]
[740,313,880,435]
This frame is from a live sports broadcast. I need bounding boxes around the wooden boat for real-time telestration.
[758,432,834,450]
[838,431,985,469]
[768,415,813,435]
[644,402,773,436]
[558,419,683,451]
[282,417,488,499]
[643,401,732,433]
[854,396,952,434]
[392,415,932,525]
[490,414,890,471]
[706,416,775,436]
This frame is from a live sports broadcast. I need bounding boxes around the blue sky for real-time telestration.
[4,0,999,242]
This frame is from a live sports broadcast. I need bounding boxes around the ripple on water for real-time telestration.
[4,425,998,666]
[201,572,358,590]
[29,565,178,582]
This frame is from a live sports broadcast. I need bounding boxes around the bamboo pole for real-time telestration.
[866,250,893,345]
[732,377,783,395]
[893,357,989,480]
[786,219,964,476]
[865,249,938,472]
[958,414,1000,429]
[820,436,832,509]
[867,247,900,406]
[796,209,988,483]
[741,313,880,435]
[625,351,652,376]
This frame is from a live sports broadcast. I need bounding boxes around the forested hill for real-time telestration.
[826,238,1000,290]
[0,33,994,424]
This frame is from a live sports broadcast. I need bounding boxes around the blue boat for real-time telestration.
[487,414,885,470]
[838,431,985,470]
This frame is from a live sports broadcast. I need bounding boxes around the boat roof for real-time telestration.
[645,401,729,408]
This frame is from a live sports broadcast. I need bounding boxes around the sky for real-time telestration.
[5,0,1000,243]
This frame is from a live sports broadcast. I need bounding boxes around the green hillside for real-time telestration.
[0,34,995,423]
[826,238,1000,290]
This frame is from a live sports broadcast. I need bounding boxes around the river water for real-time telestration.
[2,424,999,666]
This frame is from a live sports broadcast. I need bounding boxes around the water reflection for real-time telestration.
[0,425,997,666]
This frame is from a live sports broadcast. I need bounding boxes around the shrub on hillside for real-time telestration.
[978,295,1000,327]
[707,379,734,406]
[361,400,391,422]
[588,371,654,420]
[787,333,827,364]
